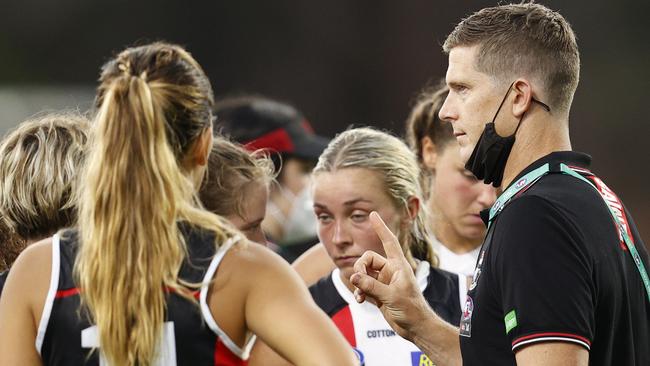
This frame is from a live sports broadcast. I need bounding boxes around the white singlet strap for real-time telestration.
[199,236,256,359]
[35,234,61,354]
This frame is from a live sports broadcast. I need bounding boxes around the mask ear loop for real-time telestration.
[492,81,552,137]
[513,94,553,136]
[491,81,516,123]
[512,110,526,135]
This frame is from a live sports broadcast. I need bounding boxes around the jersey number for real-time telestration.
[81,322,177,365]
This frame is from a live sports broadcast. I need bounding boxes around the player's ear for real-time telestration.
[402,196,419,229]
[511,79,534,119]
[421,137,438,171]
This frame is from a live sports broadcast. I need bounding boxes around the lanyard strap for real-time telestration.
[487,163,650,301]
[488,163,551,224]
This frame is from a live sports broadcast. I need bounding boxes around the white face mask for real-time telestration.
[267,186,318,246]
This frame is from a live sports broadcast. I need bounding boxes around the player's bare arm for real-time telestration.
[214,241,357,366]
[0,237,53,365]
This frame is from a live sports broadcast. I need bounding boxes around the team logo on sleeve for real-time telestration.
[410,351,434,366]
[504,309,518,334]
[459,295,474,337]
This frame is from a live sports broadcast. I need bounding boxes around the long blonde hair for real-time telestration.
[313,127,438,267]
[75,42,236,365]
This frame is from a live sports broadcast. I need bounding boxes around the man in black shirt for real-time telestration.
[350,3,649,366]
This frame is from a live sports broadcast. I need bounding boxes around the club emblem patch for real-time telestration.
[515,177,527,189]
[459,295,474,337]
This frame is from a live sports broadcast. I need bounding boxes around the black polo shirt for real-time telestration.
[459,151,649,365]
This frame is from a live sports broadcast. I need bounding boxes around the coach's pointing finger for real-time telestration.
[369,211,407,261]
[350,211,431,341]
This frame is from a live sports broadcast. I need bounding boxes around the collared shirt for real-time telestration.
[460,151,649,365]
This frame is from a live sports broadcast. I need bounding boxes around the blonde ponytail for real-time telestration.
[75,43,236,366]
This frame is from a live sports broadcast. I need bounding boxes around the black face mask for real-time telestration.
[465,82,550,187]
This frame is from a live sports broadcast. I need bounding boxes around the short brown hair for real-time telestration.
[0,217,27,271]
[443,2,580,112]
[199,137,275,219]
[0,112,88,240]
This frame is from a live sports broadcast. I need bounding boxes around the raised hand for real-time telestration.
[350,211,433,341]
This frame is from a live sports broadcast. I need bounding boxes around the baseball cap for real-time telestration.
[214,96,329,161]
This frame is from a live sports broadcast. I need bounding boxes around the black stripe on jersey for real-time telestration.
[310,267,462,326]
[309,274,347,317]
[422,268,462,326]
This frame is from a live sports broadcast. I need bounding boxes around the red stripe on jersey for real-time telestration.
[331,305,356,347]
[55,287,79,298]
[512,332,591,347]
[163,286,200,298]
[214,338,247,366]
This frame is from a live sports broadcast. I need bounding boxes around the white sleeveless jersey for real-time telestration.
[434,239,481,278]
[431,235,480,306]
[309,262,461,366]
